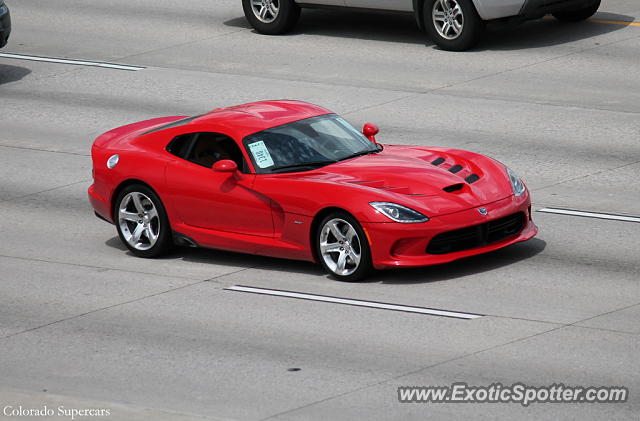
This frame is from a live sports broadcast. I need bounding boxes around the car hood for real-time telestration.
[286,146,513,217]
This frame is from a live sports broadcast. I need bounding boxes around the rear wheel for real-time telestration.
[114,184,172,258]
[424,0,485,51]
[242,0,300,35]
[316,212,372,282]
[553,0,600,22]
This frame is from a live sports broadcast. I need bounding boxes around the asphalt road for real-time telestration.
[1,0,640,419]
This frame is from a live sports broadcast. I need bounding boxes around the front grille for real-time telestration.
[426,212,525,255]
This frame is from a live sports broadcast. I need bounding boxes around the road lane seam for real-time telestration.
[0,253,202,281]
[0,144,90,157]
[537,207,640,223]
[0,53,145,71]
[0,267,255,342]
[0,179,91,203]
[225,285,483,319]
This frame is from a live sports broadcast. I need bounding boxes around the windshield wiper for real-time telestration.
[338,148,381,162]
[270,160,337,173]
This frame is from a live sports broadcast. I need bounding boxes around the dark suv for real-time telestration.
[242,0,601,51]
[0,0,10,48]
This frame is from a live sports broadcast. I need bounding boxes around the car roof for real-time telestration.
[190,100,332,139]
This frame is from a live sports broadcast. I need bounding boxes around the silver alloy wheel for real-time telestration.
[251,0,279,23]
[319,218,362,277]
[118,192,160,251]
[432,0,464,40]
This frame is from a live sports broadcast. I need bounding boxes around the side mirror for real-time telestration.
[362,123,379,143]
[213,159,238,173]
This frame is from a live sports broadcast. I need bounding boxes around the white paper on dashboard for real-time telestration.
[247,140,275,168]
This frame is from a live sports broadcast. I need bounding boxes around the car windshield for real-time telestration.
[243,114,379,174]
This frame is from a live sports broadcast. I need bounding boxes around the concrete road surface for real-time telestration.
[1,0,639,419]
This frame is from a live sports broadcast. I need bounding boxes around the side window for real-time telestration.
[187,133,246,171]
[166,133,196,159]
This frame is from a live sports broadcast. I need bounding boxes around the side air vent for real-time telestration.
[431,157,445,166]
[443,183,464,193]
[465,174,480,184]
[449,165,463,174]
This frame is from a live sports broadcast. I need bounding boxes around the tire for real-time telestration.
[553,0,600,22]
[114,184,173,258]
[424,0,484,51]
[242,0,300,35]
[316,212,373,282]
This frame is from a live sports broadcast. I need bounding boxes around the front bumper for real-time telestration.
[0,4,11,48]
[88,184,114,223]
[363,194,537,269]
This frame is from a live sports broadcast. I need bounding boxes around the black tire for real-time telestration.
[114,184,173,258]
[316,211,373,282]
[553,0,600,22]
[424,0,485,51]
[242,0,300,35]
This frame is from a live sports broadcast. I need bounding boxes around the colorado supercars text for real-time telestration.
[3,405,111,419]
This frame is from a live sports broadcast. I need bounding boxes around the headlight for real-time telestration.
[507,167,525,196]
[369,202,429,223]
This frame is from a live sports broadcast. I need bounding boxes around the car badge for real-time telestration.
[478,208,488,215]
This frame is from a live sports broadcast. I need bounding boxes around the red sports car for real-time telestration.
[89,100,537,281]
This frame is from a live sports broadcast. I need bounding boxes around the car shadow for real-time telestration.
[105,236,545,283]
[224,10,427,45]
[0,64,31,85]
[224,10,633,50]
[480,12,635,51]
[104,236,324,275]
[371,237,546,284]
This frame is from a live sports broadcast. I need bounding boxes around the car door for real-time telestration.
[344,0,413,11]
[164,132,274,237]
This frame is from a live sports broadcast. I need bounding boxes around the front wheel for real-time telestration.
[553,0,600,22]
[242,0,300,35]
[316,212,373,282]
[424,0,485,51]
[114,184,173,258]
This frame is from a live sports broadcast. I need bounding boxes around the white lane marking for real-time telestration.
[537,208,640,223]
[225,285,483,319]
[0,53,145,71]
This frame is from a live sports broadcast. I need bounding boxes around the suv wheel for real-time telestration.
[424,0,484,51]
[242,0,300,35]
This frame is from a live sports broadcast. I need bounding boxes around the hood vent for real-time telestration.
[443,183,464,193]
[431,157,445,166]
[465,174,480,184]
[448,164,463,174]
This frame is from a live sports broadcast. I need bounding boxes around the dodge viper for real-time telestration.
[89,100,538,281]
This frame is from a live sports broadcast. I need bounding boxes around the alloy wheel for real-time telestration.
[432,0,465,40]
[251,0,280,23]
[118,192,160,251]
[319,218,362,276]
